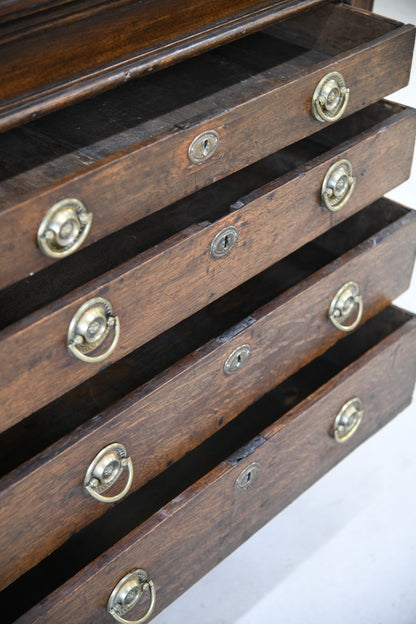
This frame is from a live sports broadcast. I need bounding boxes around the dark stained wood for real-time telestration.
[344,0,374,10]
[1,103,415,428]
[7,306,416,623]
[0,0,107,23]
[0,101,410,326]
[0,8,414,288]
[0,0,328,131]
[1,198,416,588]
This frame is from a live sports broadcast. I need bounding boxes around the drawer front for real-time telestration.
[1,104,415,428]
[1,198,415,588]
[0,6,414,289]
[9,307,416,624]
[0,0,324,130]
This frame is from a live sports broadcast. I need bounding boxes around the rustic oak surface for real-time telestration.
[1,198,416,588]
[0,0,328,131]
[7,306,416,623]
[1,104,415,429]
[0,5,413,288]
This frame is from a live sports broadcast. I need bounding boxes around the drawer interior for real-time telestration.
[0,100,406,329]
[1,304,413,622]
[0,4,405,208]
[0,198,410,477]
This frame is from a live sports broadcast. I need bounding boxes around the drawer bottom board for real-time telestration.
[6,305,416,623]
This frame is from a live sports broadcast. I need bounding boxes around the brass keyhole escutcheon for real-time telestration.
[224,344,251,375]
[37,198,92,258]
[188,129,219,164]
[210,225,238,258]
[67,297,120,363]
[312,71,350,123]
[328,281,363,333]
[333,397,363,442]
[108,569,156,624]
[84,443,133,503]
[235,462,260,491]
[322,159,356,212]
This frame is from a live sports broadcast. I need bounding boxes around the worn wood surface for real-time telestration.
[7,306,416,623]
[0,7,413,289]
[0,0,328,131]
[344,0,374,10]
[1,104,415,429]
[1,198,416,588]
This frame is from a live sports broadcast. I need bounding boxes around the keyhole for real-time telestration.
[223,234,229,250]
[245,470,252,484]
[202,138,210,156]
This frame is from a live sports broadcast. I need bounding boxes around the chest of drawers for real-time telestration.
[0,1,415,622]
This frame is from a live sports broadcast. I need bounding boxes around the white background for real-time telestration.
[153,2,416,622]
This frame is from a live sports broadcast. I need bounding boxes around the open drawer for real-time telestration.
[1,197,415,588]
[3,305,416,623]
[1,101,415,426]
[0,2,414,286]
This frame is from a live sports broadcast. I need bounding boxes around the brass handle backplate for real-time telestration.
[312,71,350,123]
[37,198,92,258]
[322,159,356,212]
[84,443,133,503]
[67,297,120,363]
[108,569,156,624]
[333,397,363,442]
[328,281,363,333]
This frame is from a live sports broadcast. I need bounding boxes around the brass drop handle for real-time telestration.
[321,160,356,212]
[108,569,156,624]
[67,297,120,363]
[37,198,92,258]
[84,443,133,503]
[312,71,350,123]
[333,397,363,442]
[328,281,363,333]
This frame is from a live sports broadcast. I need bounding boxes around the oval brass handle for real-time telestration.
[312,71,350,123]
[321,159,356,212]
[328,281,363,332]
[67,297,120,363]
[84,443,133,503]
[108,569,156,624]
[333,397,363,442]
[37,198,92,258]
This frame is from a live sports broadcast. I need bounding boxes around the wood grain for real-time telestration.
[0,7,414,288]
[344,0,374,10]
[1,198,416,588]
[8,306,416,623]
[0,0,328,131]
[1,105,415,429]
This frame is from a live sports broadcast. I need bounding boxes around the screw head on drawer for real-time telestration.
[224,344,251,375]
[188,129,219,164]
[37,198,92,258]
[333,397,363,443]
[210,225,238,258]
[312,71,350,123]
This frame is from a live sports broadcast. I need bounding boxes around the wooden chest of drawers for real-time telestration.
[0,1,415,622]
